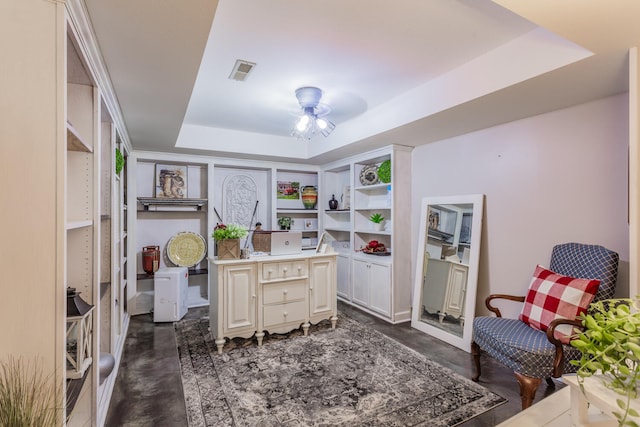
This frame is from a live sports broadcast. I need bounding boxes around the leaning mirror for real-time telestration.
[411,194,484,352]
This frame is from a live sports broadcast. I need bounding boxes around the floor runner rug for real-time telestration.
[176,311,506,426]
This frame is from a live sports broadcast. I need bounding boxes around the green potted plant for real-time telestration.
[570,298,640,426]
[369,213,385,231]
[212,223,248,259]
[278,216,293,230]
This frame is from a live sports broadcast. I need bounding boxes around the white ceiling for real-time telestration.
[84,0,640,164]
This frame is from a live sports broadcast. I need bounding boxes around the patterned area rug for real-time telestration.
[175,312,506,426]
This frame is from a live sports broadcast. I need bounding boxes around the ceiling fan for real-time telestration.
[291,87,336,140]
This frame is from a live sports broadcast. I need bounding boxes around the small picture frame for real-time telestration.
[155,164,187,198]
[316,232,329,254]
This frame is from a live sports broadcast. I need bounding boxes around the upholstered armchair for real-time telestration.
[471,243,619,409]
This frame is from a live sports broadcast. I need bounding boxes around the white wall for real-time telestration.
[412,94,630,319]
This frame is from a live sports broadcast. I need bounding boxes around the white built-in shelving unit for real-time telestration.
[127,157,322,315]
[320,145,413,323]
[63,7,131,425]
[128,154,213,315]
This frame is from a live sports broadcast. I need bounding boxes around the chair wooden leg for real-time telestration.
[471,341,481,382]
[514,372,541,409]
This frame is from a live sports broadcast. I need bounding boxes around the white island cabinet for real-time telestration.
[209,252,337,353]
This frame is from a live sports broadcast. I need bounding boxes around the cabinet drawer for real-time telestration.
[262,261,308,280]
[262,280,307,305]
[263,300,308,327]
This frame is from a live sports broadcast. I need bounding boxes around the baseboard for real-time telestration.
[338,298,410,324]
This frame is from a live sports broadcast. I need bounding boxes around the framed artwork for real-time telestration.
[155,164,187,198]
[316,231,329,254]
[277,181,300,200]
[341,185,351,209]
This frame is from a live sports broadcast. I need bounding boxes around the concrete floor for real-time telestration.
[105,302,563,426]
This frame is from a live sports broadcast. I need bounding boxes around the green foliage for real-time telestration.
[0,356,60,427]
[115,148,125,175]
[570,298,640,426]
[212,223,248,241]
[369,213,385,223]
[277,217,293,228]
[377,160,391,183]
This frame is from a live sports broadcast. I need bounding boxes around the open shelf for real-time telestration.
[137,268,208,281]
[137,197,207,211]
[67,122,93,153]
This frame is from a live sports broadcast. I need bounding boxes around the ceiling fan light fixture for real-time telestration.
[296,114,310,132]
[291,87,336,140]
[319,119,335,137]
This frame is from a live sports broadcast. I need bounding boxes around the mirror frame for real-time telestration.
[411,194,484,352]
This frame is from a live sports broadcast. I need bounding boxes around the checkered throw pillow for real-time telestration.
[519,265,600,344]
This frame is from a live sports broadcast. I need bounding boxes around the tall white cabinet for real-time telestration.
[1,1,131,425]
[321,146,412,323]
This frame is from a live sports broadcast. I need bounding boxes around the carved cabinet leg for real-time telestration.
[514,372,541,409]
[330,315,338,329]
[256,331,265,346]
[471,341,481,382]
[215,338,225,355]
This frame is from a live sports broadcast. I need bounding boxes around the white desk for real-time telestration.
[209,252,337,353]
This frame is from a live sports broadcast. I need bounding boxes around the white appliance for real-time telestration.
[154,267,188,322]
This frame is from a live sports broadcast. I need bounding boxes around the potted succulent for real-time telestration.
[278,216,294,230]
[212,223,248,259]
[369,213,385,231]
[570,298,640,426]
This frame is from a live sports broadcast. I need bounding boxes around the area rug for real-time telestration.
[175,312,506,427]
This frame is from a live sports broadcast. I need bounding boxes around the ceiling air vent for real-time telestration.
[229,60,256,81]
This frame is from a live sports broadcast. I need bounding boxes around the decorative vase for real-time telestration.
[329,194,338,210]
[373,221,385,231]
[142,245,160,274]
[301,186,318,209]
[217,238,240,260]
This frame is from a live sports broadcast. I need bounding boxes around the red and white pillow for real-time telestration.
[519,265,600,344]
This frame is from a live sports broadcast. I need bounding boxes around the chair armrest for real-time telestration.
[546,318,584,377]
[485,294,525,318]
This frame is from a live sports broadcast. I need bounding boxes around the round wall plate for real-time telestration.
[359,165,379,185]
[166,231,207,267]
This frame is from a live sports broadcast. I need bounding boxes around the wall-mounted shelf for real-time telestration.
[137,197,207,211]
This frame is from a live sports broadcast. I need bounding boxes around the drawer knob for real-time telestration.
[268,269,273,274]
[283,267,288,273]
[283,311,288,317]
[283,289,288,295]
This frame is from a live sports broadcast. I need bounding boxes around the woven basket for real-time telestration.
[251,231,272,252]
